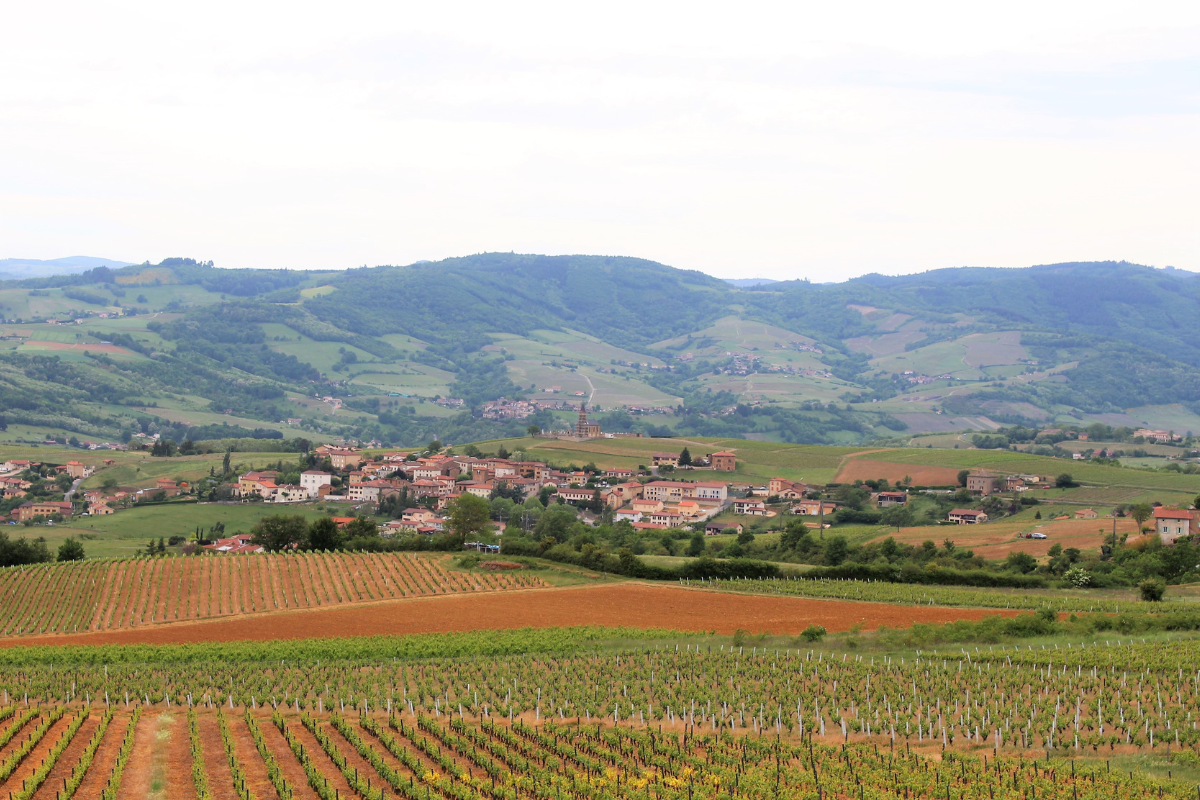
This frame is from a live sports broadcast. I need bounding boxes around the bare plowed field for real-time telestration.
[1,583,1013,648]
[0,552,546,638]
[834,458,963,486]
[871,516,1139,559]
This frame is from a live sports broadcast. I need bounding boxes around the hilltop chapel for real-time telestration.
[574,402,602,439]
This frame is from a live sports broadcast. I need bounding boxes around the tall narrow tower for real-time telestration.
[575,402,589,438]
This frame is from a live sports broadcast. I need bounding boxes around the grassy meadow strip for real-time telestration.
[699,575,1140,612]
[0,625,687,666]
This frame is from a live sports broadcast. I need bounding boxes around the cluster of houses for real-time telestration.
[1135,429,1183,443]
[234,445,745,526]
[481,399,540,420]
[2,458,107,522]
[901,371,953,385]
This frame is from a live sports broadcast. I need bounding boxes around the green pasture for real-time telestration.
[76,450,294,491]
[260,325,376,374]
[1125,404,1200,434]
[650,315,817,356]
[349,364,456,397]
[41,501,329,558]
[692,371,851,405]
[491,329,666,369]
[869,339,981,380]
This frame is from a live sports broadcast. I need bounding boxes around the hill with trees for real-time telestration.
[2,254,1200,448]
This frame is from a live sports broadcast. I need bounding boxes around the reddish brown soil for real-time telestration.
[0,714,74,797]
[0,713,38,765]
[285,718,358,797]
[163,710,195,799]
[30,712,100,800]
[196,714,239,800]
[353,717,428,782]
[72,712,131,799]
[227,714,280,800]
[835,459,963,487]
[0,583,1015,647]
[119,711,155,798]
[255,715,319,800]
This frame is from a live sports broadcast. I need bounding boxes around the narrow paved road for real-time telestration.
[64,477,83,502]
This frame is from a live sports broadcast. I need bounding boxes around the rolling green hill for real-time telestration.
[3,254,1200,449]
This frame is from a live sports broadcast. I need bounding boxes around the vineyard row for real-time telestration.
[0,551,545,637]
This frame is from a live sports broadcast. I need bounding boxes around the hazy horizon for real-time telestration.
[2,251,1192,286]
[4,1,1198,280]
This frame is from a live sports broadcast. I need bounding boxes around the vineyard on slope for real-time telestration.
[0,552,546,637]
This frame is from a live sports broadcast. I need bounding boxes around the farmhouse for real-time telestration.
[948,508,988,524]
[791,499,838,516]
[11,501,74,522]
[647,510,685,527]
[768,478,807,499]
[642,480,728,503]
[272,485,310,503]
[966,472,1005,496]
[1154,507,1194,544]
[1074,508,1098,519]
[551,487,591,504]
[300,470,333,498]
[877,491,907,507]
[709,451,737,472]
[204,534,264,554]
[733,499,767,516]
[238,471,280,499]
[327,448,363,469]
[631,498,664,514]
[348,479,394,502]
[1136,429,1182,443]
[652,452,680,468]
[705,522,743,536]
[62,460,94,479]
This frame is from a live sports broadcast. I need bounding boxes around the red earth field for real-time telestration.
[834,458,963,487]
[0,582,1015,648]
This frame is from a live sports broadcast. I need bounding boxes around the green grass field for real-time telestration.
[485,329,679,408]
[35,502,330,558]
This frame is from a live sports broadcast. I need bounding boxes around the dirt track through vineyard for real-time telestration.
[0,582,1014,647]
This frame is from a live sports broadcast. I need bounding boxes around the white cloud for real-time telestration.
[1,0,1198,279]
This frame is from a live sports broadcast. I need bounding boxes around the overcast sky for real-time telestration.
[3,1,1198,281]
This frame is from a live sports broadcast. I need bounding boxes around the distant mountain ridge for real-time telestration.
[3,252,1200,447]
[0,256,134,280]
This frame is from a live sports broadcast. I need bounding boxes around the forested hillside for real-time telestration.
[2,254,1199,448]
